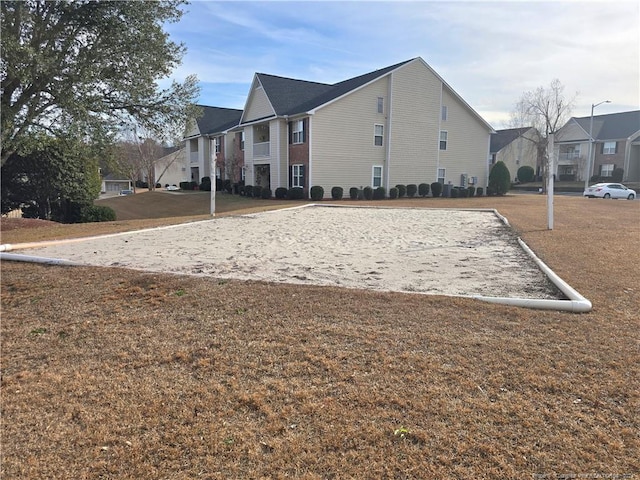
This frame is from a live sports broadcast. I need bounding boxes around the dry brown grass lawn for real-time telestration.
[2,193,639,479]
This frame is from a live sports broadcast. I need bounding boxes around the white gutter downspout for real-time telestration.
[308,115,312,197]
[436,82,443,181]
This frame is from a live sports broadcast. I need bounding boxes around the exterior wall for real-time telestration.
[186,136,211,182]
[155,149,188,187]
[288,118,310,191]
[496,129,539,181]
[592,140,626,178]
[244,84,274,122]
[387,60,441,187]
[626,142,640,181]
[438,86,490,188]
[311,75,389,192]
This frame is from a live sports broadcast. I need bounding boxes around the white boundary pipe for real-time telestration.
[0,204,591,313]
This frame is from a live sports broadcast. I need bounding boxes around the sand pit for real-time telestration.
[21,206,562,300]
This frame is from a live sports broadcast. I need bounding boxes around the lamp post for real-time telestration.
[584,100,611,190]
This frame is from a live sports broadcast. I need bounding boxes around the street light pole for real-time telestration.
[584,100,611,190]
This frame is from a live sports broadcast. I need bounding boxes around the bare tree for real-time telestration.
[509,79,576,191]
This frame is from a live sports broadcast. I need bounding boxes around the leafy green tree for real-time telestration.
[1,0,198,164]
[1,134,101,221]
[489,161,511,196]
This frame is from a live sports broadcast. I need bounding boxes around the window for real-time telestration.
[214,136,221,154]
[237,131,245,150]
[441,105,448,121]
[439,131,448,150]
[372,166,383,188]
[241,166,246,181]
[292,164,304,188]
[215,166,221,179]
[603,141,616,154]
[377,97,384,114]
[292,120,305,144]
[374,124,384,146]
[437,168,445,184]
[601,164,615,177]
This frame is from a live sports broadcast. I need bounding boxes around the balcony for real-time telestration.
[253,141,270,157]
[558,152,581,161]
[190,152,199,164]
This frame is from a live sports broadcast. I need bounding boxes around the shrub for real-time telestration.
[363,186,373,200]
[310,185,324,201]
[179,181,191,190]
[467,186,476,197]
[155,183,161,189]
[349,187,359,200]
[190,181,198,190]
[476,187,484,197]
[450,187,459,198]
[461,187,470,198]
[261,188,271,199]
[406,184,417,198]
[200,176,211,191]
[389,187,398,199]
[244,185,253,197]
[373,186,386,200]
[489,161,511,195]
[275,187,288,199]
[238,185,245,196]
[395,184,406,198]
[331,186,343,200]
[288,187,305,200]
[418,183,430,197]
[431,182,442,198]
[252,185,263,198]
[517,165,535,183]
[486,186,496,196]
[81,205,116,223]
[223,179,232,193]
[612,168,624,182]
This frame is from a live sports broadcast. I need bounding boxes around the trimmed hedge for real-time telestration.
[431,182,442,198]
[261,188,271,199]
[406,184,417,198]
[81,205,116,222]
[395,184,406,198]
[373,186,386,200]
[252,185,263,198]
[418,183,430,197]
[517,165,535,183]
[489,161,511,195]
[275,187,288,199]
[349,187,359,200]
[389,187,398,199]
[476,187,484,197]
[467,186,476,197]
[331,186,343,200]
[288,187,305,200]
[363,186,373,200]
[310,185,324,201]
[244,185,253,197]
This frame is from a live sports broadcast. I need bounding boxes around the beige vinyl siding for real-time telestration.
[439,87,491,187]
[496,129,539,181]
[388,59,442,185]
[311,77,389,190]
[244,85,274,122]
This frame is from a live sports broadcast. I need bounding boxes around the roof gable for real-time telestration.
[491,127,533,153]
[571,110,640,141]
[191,105,243,137]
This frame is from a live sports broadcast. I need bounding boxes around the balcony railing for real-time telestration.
[558,153,581,161]
[253,141,270,157]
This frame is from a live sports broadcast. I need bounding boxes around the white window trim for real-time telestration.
[292,164,304,188]
[441,105,448,121]
[439,131,448,151]
[603,141,616,155]
[374,124,384,146]
[372,165,383,188]
[377,97,384,114]
[214,136,221,154]
[437,168,446,184]
[292,120,304,144]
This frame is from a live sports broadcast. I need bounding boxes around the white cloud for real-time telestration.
[166,1,639,124]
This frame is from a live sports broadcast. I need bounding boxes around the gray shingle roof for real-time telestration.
[572,110,640,141]
[195,105,243,135]
[490,127,533,153]
[252,59,415,120]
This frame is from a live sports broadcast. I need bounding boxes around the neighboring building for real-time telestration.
[101,173,132,195]
[555,110,640,182]
[154,146,186,188]
[184,106,244,184]
[185,58,494,197]
[490,127,540,182]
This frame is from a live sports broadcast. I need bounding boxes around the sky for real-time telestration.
[164,0,640,128]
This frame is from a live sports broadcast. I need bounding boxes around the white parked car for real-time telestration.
[583,183,636,200]
[166,185,180,191]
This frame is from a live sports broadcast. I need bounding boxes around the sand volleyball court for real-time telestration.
[21,206,562,300]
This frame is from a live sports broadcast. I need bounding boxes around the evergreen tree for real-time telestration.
[489,161,511,196]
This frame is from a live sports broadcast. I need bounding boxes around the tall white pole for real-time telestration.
[584,100,612,190]
[210,137,216,217]
[547,132,554,230]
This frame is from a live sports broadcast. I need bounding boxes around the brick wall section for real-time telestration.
[593,140,626,177]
